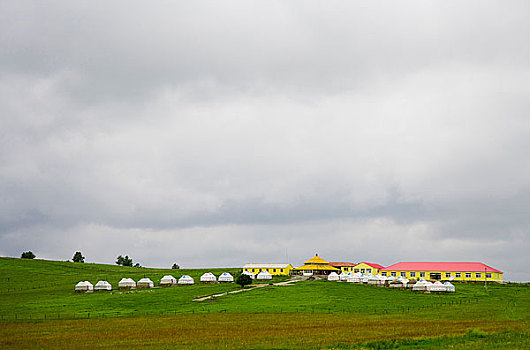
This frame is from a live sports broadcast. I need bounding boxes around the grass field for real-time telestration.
[0,257,528,349]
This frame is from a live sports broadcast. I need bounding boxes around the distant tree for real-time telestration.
[116,255,133,267]
[236,273,252,288]
[172,263,180,269]
[134,263,141,268]
[21,251,36,259]
[72,251,85,263]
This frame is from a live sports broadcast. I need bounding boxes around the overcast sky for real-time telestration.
[1,1,529,281]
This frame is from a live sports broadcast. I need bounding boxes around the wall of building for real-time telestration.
[353,263,380,275]
[381,270,503,281]
[243,266,293,276]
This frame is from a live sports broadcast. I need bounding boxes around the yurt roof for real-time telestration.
[329,272,339,276]
[303,254,330,265]
[138,278,153,283]
[257,270,272,275]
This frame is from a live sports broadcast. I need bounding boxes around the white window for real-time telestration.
[361,269,365,273]
[455,273,461,278]
[367,269,372,273]
[391,272,396,277]
[354,269,359,273]
[420,272,425,277]
[382,272,387,276]
[445,273,451,278]
[486,273,491,278]
[400,272,406,277]
[465,273,472,278]
[410,272,416,277]
[476,273,481,278]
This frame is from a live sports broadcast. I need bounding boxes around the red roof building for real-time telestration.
[381,262,503,282]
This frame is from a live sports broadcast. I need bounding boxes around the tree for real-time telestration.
[116,255,133,267]
[236,273,252,288]
[21,251,36,259]
[72,251,85,263]
[134,262,141,268]
[172,263,180,269]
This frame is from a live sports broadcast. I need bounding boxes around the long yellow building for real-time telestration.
[381,262,503,282]
[243,263,293,276]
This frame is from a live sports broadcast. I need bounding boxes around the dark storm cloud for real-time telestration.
[1,1,529,280]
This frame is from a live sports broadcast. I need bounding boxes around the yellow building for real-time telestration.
[329,262,357,273]
[243,263,293,276]
[353,262,384,275]
[381,262,503,282]
[293,254,340,276]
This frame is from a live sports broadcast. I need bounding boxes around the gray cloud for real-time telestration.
[1,1,529,281]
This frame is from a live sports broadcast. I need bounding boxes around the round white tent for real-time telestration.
[361,273,371,283]
[347,272,362,283]
[242,270,255,279]
[339,272,349,281]
[118,278,136,290]
[367,275,381,285]
[412,279,432,292]
[328,272,340,281]
[444,281,456,293]
[178,275,195,285]
[137,277,154,289]
[75,281,93,293]
[200,272,217,283]
[218,272,234,283]
[256,271,272,280]
[160,275,177,287]
[94,280,112,291]
[429,281,446,292]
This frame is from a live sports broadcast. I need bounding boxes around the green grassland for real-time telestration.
[0,257,528,349]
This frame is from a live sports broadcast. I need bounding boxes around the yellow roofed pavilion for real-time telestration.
[293,254,340,276]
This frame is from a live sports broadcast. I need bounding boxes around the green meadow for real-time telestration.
[0,257,528,349]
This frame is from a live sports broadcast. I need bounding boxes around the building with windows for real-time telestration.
[243,263,293,276]
[293,254,341,276]
[380,262,503,282]
[353,262,384,275]
[329,262,357,273]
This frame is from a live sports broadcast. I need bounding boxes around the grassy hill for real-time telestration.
[0,257,528,349]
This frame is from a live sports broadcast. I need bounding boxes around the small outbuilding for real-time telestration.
[118,278,136,290]
[256,271,273,280]
[218,272,234,283]
[444,281,456,293]
[137,277,154,289]
[328,272,340,281]
[178,275,195,285]
[75,281,93,293]
[160,275,177,287]
[412,279,432,292]
[242,270,255,279]
[200,272,217,283]
[94,280,112,291]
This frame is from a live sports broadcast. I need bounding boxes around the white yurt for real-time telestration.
[118,277,136,290]
[339,272,349,281]
[328,272,340,281]
[160,275,177,287]
[137,277,154,289]
[361,273,371,283]
[200,272,217,283]
[256,271,272,280]
[218,272,234,283]
[444,281,456,293]
[367,275,381,285]
[429,281,446,292]
[75,281,93,293]
[347,272,362,283]
[178,275,195,285]
[242,270,255,279]
[389,279,406,288]
[94,280,112,291]
[412,279,432,292]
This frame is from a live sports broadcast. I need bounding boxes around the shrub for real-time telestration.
[72,251,85,263]
[21,251,36,259]
[172,263,180,269]
[236,273,252,288]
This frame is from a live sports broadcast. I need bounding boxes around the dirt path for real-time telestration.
[193,280,297,302]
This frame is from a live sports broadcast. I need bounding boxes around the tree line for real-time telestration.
[20,250,179,269]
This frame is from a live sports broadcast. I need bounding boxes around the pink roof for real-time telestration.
[356,262,385,270]
[381,262,502,273]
